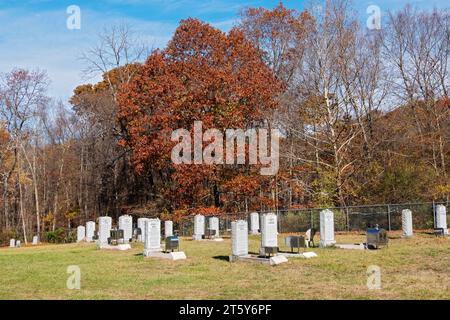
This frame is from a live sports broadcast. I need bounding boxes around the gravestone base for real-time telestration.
[97,243,131,251]
[143,248,162,257]
[145,251,187,261]
[250,231,260,235]
[319,240,336,248]
[229,254,288,266]
[198,237,224,242]
[335,243,366,250]
[192,234,203,241]
[278,251,318,259]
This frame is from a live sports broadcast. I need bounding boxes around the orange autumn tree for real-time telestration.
[117,18,282,214]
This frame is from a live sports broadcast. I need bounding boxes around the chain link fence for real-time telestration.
[177,202,449,236]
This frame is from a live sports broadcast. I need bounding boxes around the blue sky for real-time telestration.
[0,0,448,101]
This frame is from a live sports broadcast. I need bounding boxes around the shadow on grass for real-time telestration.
[213,255,229,262]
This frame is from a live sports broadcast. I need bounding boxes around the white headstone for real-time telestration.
[15,240,21,248]
[98,216,112,245]
[137,218,150,242]
[250,212,260,235]
[401,209,413,237]
[319,209,336,247]
[231,220,248,256]
[86,221,96,242]
[193,214,205,240]
[119,215,133,243]
[32,235,38,245]
[435,205,448,234]
[76,225,86,242]
[164,220,173,238]
[9,239,15,248]
[261,213,278,248]
[144,219,161,255]
[208,217,219,237]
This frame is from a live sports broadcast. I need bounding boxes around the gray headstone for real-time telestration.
[231,220,248,256]
[32,235,38,245]
[119,215,133,243]
[319,209,336,247]
[208,217,219,237]
[98,216,112,245]
[401,209,413,237]
[250,212,259,235]
[15,240,21,248]
[137,218,150,242]
[435,205,448,234]
[164,220,173,238]
[76,226,86,242]
[86,221,96,242]
[261,213,278,248]
[193,214,205,240]
[9,239,15,248]
[144,219,161,255]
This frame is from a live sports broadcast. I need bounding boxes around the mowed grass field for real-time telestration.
[0,232,449,300]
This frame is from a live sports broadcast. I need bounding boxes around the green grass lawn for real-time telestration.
[0,232,449,300]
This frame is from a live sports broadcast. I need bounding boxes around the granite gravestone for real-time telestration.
[86,221,95,242]
[76,226,86,242]
[208,217,219,237]
[137,218,150,242]
[435,205,448,234]
[261,213,278,248]
[319,209,336,247]
[193,215,205,240]
[144,219,161,256]
[98,216,112,246]
[231,220,248,257]
[164,220,173,238]
[250,212,260,235]
[119,215,133,243]
[401,209,413,237]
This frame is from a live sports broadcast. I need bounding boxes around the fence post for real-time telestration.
[345,207,350,232]
[277,211,281,234]
[432,200,435,228]
[387,204,392,231]
[310,209,313,229]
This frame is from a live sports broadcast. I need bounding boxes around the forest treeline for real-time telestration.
[0,1,448,243]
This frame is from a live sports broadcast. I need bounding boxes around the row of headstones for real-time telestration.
[192,215,220,240]
[76,215,174,244]
[230,205,449,256]
[9,235,39,248]
[192,211,335,247]
[400,205,448,237]
[231,213,282,257]
[192,213,261,239]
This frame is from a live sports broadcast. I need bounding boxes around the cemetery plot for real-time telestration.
[230,218,288,266]
[1,232,449,299]
[97,216,131,251]
[144,219,186,260]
